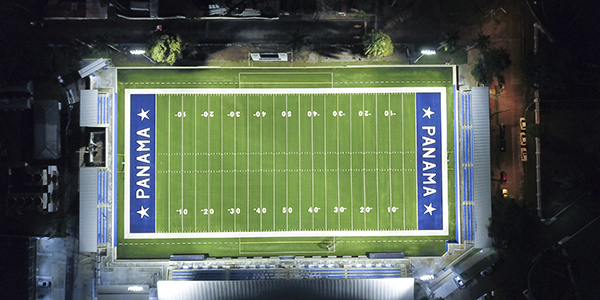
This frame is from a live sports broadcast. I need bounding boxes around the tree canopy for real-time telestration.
[150,34,183,65]
[363,31,394,58]
[438,30,461,53]
[470,47,511,86]
[286,29,310,53]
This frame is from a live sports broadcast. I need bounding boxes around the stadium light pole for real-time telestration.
[412,49,436,64]
[130,49,156,64]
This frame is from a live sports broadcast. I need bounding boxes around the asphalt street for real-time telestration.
[45,18,369,46]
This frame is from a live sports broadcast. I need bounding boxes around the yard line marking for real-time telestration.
[194,94,197,232]
[402,93,406,230]
[298,94,302,229]
[376,94,380,230]
[260,95,263,231]
[233,95,237,231]
[221,95,224,231]
[181,94,184,231]
[247,94,250,231]
[285,95,289,231]
[389,94,393,229]
[350,94,353,230]
[324,94,327,230]
[362,94,366,229]
[311,94,315,230]
[207,95,211,232]
[168,94,171,232]
[273,95,276,230]
[337,95,341,230]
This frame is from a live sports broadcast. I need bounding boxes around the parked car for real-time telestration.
[520,132,527,146]
[520,147,528,161]
[500,171,507,184]
[454,276,466,289]
[520,117,527,131]
[481,266,494,276]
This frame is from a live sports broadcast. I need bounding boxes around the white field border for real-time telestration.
[123,87,448,239]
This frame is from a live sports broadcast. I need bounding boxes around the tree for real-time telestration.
[286,29,309,53]
[470,47,511,86]
[438,30,461,53]
[363,31,394,58]
[465,33,491,52]
[150,34,183,65]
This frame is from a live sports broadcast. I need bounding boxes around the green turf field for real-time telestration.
[154,90,418,234]
[116,66,457,259]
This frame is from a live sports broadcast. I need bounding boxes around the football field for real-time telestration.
[117,67,457,259]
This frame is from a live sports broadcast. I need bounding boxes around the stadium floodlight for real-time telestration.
[420,274,435,281]
[412,49,437,64]
[130,49,146,55]
[127,286,144,292]
[129,49,156,64]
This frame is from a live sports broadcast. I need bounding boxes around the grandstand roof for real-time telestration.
[470,87,492,248]
[157,278,414,300]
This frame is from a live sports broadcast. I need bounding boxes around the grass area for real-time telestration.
[116,66,456,259]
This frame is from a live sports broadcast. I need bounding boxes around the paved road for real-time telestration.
[45,18,369,46]
[482,0,534,204]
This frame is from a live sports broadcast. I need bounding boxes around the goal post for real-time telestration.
[248,52,293,67]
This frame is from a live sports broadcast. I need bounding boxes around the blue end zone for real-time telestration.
[129,94,156,233]
[416,93,443,230]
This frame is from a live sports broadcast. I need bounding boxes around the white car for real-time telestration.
[454,276,465,289]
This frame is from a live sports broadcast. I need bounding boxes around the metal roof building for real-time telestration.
[157,278,414,300]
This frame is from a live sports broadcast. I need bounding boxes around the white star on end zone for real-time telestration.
[137,108,150,121]
[423,203,437,216]
[422,107,435,119]
[137,206,150,219]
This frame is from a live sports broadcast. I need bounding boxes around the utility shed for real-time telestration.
[33,100,61,160]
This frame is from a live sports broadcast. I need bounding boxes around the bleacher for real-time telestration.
[80,90,111,127]
[97,94,110,125]
[459,92,475,243]
[170,265,404,281]
[96,170,110,247]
